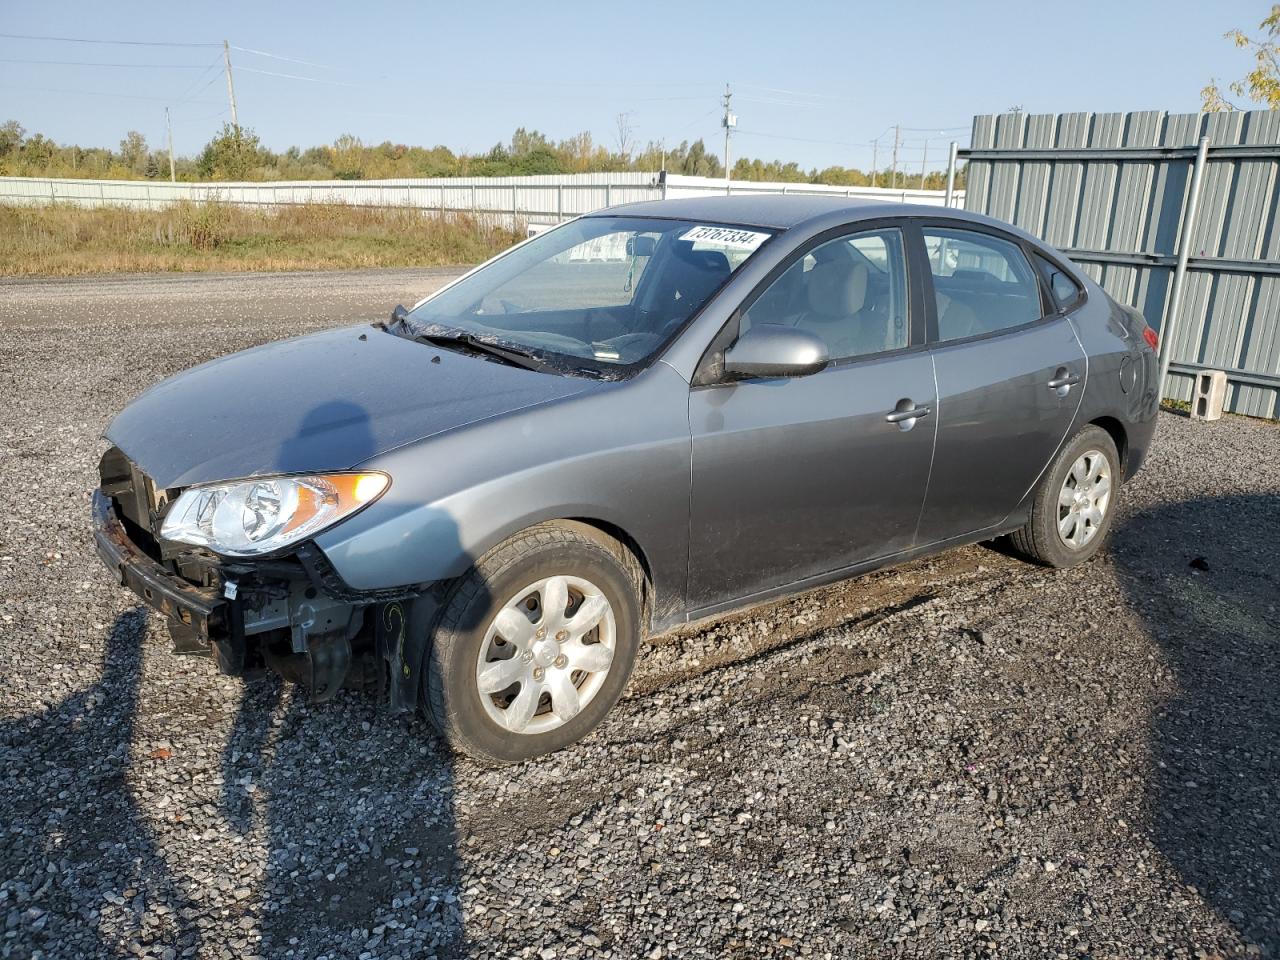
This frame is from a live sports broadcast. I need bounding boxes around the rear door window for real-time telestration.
[923,228,1045,341]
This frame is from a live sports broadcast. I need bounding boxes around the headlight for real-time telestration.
[160,472,389,556]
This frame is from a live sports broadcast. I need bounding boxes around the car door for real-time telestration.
[914,224,1087,545]
[686,223,937,613]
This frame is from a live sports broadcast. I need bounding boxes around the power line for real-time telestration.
[0,82,219,104]
[668,107,720,142]
[737,129,873,148]
[737,128,965,149]
[171,56,224,104]
[0,57,211,68]
[634,94,717,103]
[737,95,825,108]
[735,80,973,129]
[733,82,849,102]
[236,65,365,87]
[171,107,230,125]
[175,69,225,106]
[230,45,343,71]
[0,32,218,48]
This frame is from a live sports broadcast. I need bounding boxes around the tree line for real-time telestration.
[0,119,961,190]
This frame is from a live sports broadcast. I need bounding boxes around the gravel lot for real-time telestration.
[1,269,1278,960]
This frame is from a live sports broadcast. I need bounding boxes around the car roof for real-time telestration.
[591,193,1015,235]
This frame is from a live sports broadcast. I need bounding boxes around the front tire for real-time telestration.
[1009,425,1120,568]
[422,522,643,764]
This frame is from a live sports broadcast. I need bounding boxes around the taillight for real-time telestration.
[1142,327,1158,350]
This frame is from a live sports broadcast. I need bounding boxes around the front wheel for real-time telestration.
[1009,425,1120,568]
[422,522,643,764]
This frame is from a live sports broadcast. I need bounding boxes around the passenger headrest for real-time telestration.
[806,261,868,318]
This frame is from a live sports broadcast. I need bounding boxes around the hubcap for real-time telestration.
[474,575,617,735]
[1056,449,1112,549]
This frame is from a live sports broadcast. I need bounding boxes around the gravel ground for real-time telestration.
[1,270,1278,960]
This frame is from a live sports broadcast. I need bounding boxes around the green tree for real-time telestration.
[509,127,552,158]
[331,133,364,179]
[21,132,55,167]
[197,123,263,180]
[0,119,23,175]
[0,119,24,157]
[666,139,723,177]
[119,130,148,173]
[1203,4,1280,110]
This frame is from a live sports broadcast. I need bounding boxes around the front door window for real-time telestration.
[742,228,910,360]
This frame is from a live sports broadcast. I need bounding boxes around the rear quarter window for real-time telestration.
[1033,252,1085,310]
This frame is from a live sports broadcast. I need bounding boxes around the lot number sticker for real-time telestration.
[679,225,770,250]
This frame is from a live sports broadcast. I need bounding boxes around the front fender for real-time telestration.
[313,362,693,623]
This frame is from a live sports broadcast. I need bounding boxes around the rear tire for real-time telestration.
[422,522,643,764]
[1009,424,1120,568]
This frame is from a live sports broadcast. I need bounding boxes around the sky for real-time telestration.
[0,0,1269,171]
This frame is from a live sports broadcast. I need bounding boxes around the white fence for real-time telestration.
[0,171,958,225]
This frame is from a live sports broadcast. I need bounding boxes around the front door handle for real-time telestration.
[885,401,932,430]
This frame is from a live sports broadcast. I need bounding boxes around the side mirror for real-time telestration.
[391,304,409,324]
[723,323,829,379]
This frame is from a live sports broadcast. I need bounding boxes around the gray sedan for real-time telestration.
[93,196,1159,762]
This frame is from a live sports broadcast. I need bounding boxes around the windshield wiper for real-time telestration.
[414,331,552,373]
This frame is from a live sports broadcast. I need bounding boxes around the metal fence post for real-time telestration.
[945,141,958,208]
[1158,135,1210,401]
[557,184,564,221]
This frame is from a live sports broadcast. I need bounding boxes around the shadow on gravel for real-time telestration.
[1113,493,1280,951]
[219,680,466,958]
[214,400,474,957]
[0,607,202,958]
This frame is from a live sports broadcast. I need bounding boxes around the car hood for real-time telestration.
[107,325,598,488]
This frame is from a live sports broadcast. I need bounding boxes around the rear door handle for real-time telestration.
[885,403,932,429]
[1047,372,1082,390]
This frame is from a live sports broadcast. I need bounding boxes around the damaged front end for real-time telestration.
[92,446,435,712]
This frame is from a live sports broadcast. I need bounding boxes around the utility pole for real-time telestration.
[223,39,239,130]
[721,83,736,190]
[890,124,900,189]
[871,139,878,188]
[919,138,929,190]
[165,106,176,182]
[945,141,958,208]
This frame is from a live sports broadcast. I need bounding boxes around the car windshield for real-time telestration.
[401,216,773,376]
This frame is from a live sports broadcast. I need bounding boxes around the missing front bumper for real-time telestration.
[92,489,228,643]
[91,490,410,702]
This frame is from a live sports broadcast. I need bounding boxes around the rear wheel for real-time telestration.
[422,522,643,764]
[1009,425,1120,568]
